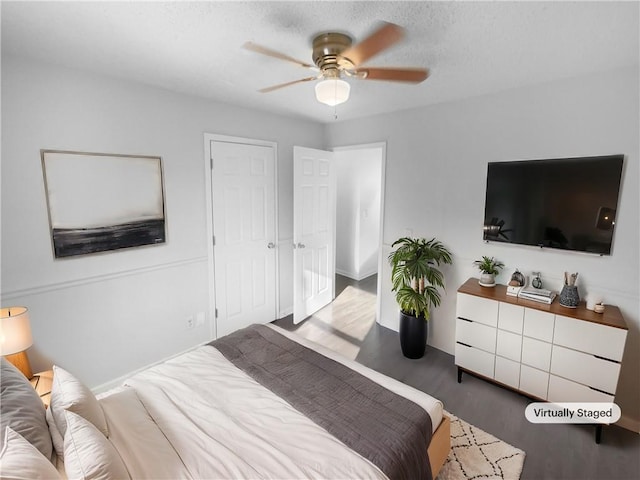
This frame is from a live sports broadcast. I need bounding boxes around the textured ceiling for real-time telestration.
[2,1,638,123]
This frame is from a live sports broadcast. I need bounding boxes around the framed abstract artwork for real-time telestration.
[41,150,166,258]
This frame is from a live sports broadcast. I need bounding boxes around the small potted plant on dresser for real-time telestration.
[388,237,453,359]
[474,256,504,287]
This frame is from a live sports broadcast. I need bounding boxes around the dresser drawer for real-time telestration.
[498,303,524,333]
[496,329,522,362]
[494,356,520,389]
[554,315,626,361]
[521,336,552,372]
[523,309,555,342]
[455,343,495,379]
[456,318,496,353]
[550,345,621,394]
[548,375,615,403]
[519,364,549,400]
[457,293,498,327]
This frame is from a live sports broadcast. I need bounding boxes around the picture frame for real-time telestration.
[41,150,166,258]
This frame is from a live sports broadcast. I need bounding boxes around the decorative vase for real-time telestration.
[479,273,496,287]
[399,312,427,359]
[559,285,580,308]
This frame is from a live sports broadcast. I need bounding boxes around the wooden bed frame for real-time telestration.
[428,414,451,478]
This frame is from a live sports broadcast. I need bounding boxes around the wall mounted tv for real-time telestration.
[483,154,624,255]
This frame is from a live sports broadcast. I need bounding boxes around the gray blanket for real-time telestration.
[210,325,433,480]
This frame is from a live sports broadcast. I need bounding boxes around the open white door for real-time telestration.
[211,140,277,337]
[293,146,336,324]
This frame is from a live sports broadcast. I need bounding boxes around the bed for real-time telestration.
[1,323,450,480]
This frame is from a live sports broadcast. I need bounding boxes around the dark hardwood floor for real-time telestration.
[274,274,640,480]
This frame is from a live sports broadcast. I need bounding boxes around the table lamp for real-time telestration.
[1,306,34,378]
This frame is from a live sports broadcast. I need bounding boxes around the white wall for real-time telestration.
[326,67,640,430]
[335,147,382,280]
[1,56,324,387]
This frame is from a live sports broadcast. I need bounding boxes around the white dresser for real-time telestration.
[455,278,628,442]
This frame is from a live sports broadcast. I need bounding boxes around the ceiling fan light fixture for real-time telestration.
[315,78,350,106]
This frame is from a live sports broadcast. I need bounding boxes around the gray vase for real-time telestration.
[559,285,580,308]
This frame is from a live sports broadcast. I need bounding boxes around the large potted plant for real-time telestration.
[389,237,453,359]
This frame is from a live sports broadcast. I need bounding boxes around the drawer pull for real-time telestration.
[588,385,615,396]
[458,317,473,323]
[457,341,472,348]
[593,354,619,364]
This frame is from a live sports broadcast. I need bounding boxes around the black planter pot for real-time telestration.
[399,311,428,359]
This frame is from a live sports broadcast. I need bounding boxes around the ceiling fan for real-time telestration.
[243,21,429,106]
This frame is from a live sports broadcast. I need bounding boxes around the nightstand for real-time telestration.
[30,370,54,408]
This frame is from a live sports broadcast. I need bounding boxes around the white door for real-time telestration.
[211,141,277,337]
[293,146,336,323]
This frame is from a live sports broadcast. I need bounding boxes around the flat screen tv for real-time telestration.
[483,154,624,255]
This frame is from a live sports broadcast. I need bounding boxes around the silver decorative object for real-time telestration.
[532,272,543,289]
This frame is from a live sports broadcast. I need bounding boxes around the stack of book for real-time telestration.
[518,286,556,304]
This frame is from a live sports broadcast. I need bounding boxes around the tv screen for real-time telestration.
[483,155,624,255]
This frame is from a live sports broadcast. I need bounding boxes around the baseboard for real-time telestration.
[357,270,378,281]
[335,268,358,280]
[335,268,378,281]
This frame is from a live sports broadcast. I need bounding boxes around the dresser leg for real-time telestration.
[457,367,463,383]
[595,425,602,444]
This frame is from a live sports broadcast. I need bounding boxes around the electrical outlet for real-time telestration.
[186,316,195,329]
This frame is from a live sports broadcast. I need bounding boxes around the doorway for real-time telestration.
[276,143,386,359]
[333,143,386,322]
[291,143,385,326]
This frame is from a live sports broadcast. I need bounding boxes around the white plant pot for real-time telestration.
[479,273,496,287]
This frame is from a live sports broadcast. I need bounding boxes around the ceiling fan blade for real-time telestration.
[258,76,318,93]
[354,67,429,83]
[340,21,405,67]
[243,42,315,69]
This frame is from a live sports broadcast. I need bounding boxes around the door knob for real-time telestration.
[296,243,306,249]
[267,242,275,249]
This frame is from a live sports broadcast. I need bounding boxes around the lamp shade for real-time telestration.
[315,78,350,106]
[0,307,33,355]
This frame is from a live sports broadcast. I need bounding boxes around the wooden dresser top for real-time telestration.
[457,277,627,330]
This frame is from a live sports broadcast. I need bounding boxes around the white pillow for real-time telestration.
[63,411,130,480]
[46,405,65,460]
[50,366,108,438]
[0,426,61,479]
[0,358,53,461]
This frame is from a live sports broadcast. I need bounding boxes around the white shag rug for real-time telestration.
[437,411,526,480]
